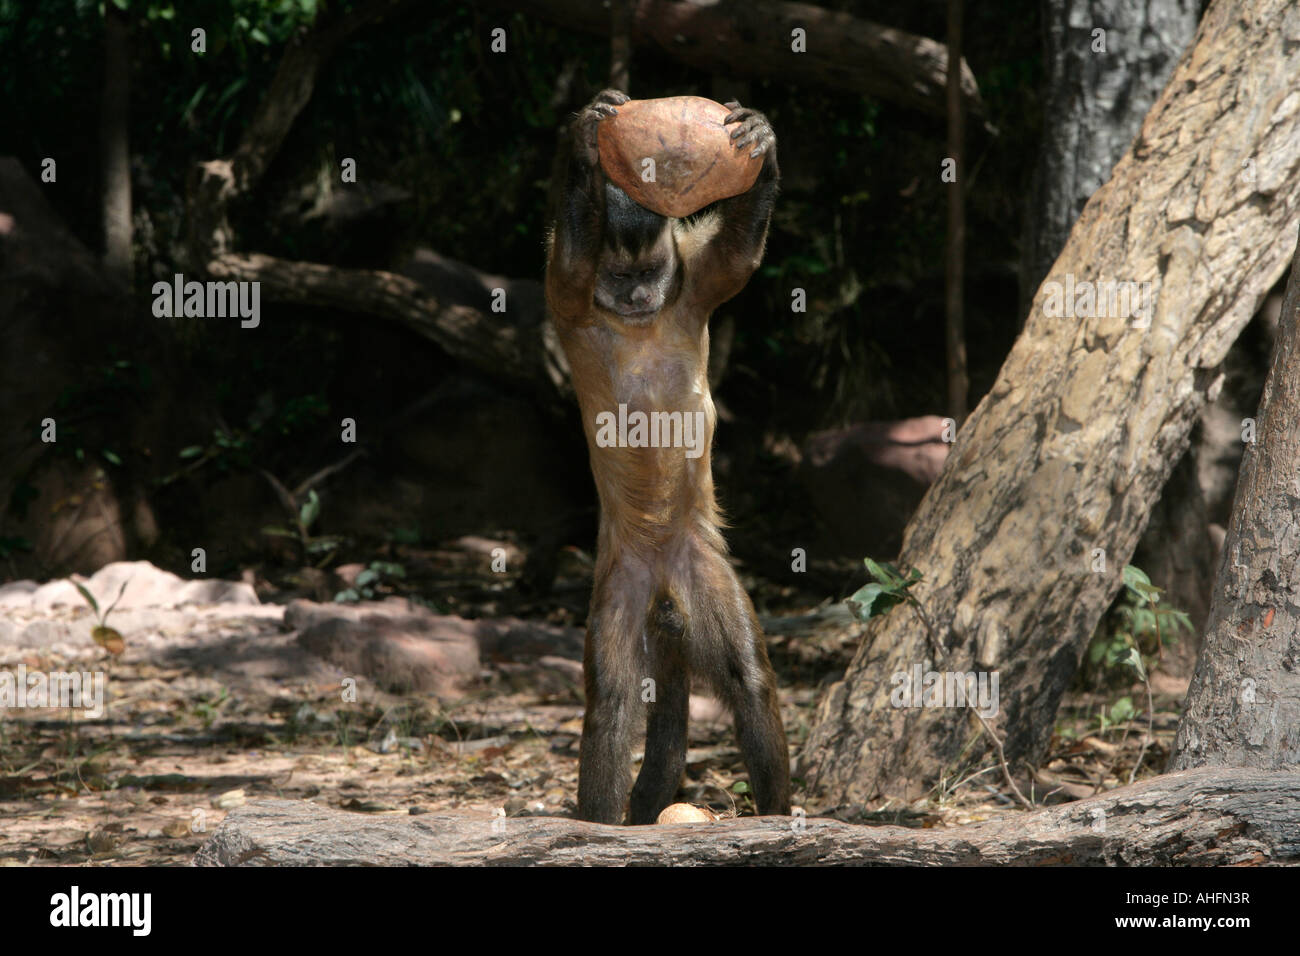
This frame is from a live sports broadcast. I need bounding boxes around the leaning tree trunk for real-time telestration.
[1169,227,1300,771]
[800,0,1300,811]
[1021,1,1211,658]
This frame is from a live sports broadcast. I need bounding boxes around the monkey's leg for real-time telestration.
[691,550,792,816]
[577,567,649,824]
[627,596,690,825]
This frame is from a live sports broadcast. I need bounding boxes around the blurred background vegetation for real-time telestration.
[2,0,1044,588]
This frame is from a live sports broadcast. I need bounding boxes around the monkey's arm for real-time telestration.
[683,104,780,312]
[545,91,627,322]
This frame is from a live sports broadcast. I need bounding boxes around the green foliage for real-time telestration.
[262,489,345,564]
[1082,565,1192,689]
[334,560,406,603]
[846,558,923,621]
[162,392,327,484]
[71,576,131,654]
[1096,695,1138,733]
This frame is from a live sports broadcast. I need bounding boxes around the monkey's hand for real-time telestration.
[723,101,776,161]
[575,89,629,167]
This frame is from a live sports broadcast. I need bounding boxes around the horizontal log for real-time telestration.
[194,767,1300,866]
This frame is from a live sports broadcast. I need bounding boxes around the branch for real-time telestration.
[206,252,569,401]
[502,0,987,121]
[195,768,1300,865]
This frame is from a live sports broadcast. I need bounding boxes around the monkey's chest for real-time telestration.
[580,349,716,522]
[596,348,712,449]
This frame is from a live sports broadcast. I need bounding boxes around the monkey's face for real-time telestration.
[594,228,679,325]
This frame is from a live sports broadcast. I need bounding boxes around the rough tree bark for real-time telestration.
[503,0,985,121]
[1020,2,1208,660]
[800,0,1300,811]
[194,768,1300,866]
[1170,227,1300,771]
[1019,0,1200,317]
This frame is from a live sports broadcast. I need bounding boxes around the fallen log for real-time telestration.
[194,767,1300,866]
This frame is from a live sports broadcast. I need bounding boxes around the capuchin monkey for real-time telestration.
[545,89,791,825]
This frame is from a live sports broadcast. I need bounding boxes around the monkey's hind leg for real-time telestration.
[691,549,792,817]
[577,570,649,824]
[627,595,690,825]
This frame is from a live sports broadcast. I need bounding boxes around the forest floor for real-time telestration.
[0,544,1189,866]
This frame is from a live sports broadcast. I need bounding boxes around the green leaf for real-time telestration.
[102,449,122,466]
[846,582,905,621]
[1119,646,1147,682]
[178,445,204,459]
[731,781,750,794]
[101,577,131,623]
[1121,564,1162,605]
[71,580,100,616]
[355,568,379,588]
[1121,564,1149,589]
[334,589,359,603]
[1108,696,1137,724]
[1088,638,1108,664]
[299,490,321,530]
[260,526,298,538]
[863,557,901,587]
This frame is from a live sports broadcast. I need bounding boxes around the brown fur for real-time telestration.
[545,91,790,825]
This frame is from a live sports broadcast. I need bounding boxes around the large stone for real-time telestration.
[25,561,258,611]
[285,599,587,698]
[597,96,763,218]
[799,417,950,557]
[288,599,481,696]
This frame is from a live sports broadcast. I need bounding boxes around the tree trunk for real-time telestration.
[800,0,1300,811]
[1019,3,1208,667]
[1130,445,1213,669]
[1018,0,1200,319]
[1170,226,1300,771]
[100,5,132,286]
[944,0,968,423]
[195,768,1300,865]
[502,0,986,121]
